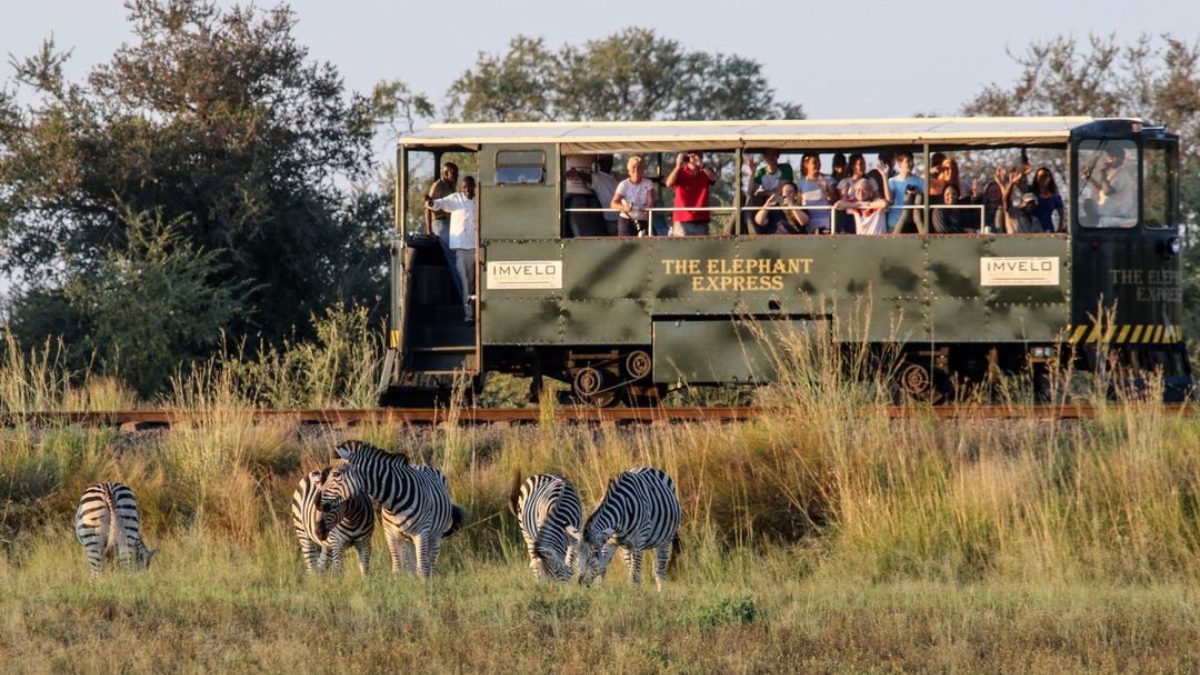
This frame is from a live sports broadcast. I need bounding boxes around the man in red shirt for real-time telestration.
[665,151,718,236]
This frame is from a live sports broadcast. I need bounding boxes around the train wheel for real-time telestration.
[895,361,945,404]
[572,366,617,407]
[624,350,652,380]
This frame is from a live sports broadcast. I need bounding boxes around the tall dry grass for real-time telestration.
[4,308,1200,586]
[5,312,1200,668]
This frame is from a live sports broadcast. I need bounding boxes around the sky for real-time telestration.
[2,0,1199,299]
[4,0,1199,123]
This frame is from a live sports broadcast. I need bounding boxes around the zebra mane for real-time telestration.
[334,440,409,466]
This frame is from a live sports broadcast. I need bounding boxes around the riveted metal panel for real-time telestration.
[480,297,562,344]
[479,143,559,241]
[652,318,818,384]
[926,234,1070,343]
[480,239,563,345]
[562,239,654,300]
[561,298,651,343]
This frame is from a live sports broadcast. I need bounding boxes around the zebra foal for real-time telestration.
[509,473,582,582]
[74,482,155,573]
[319,440,465,579]
[291,468,375,575]
[568,467,680,590]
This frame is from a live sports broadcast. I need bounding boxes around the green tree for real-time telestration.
[962,33,1200,350]
[0,0,391,358]
[70,209,246,395]
[445,28,803,122]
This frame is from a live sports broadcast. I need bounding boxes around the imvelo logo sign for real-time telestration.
[980,257,1060,287]
[486,260,563,290]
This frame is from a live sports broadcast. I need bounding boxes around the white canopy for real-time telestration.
[399,117,1111,152]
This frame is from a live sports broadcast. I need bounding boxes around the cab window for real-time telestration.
[1077,139,1138,228]
[496,150,545,185]
[1143,142,1173,228]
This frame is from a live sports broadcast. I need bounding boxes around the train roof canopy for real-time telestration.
[398,116,1139,152]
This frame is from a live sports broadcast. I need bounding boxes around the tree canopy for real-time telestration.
[444,28,803,123]
[0,0,392,392]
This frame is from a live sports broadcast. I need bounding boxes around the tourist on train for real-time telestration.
[835,154,868,234]
[564,155,606,237]
[887,151,926,233]
[996,166,1035,233]
[1031,167,1065,232]
[589,155,620,235]
[612,155,657,237]
[833,178,889,235]
[753,181,810,234]
[929,183,977,234]
[866,151,893,207]
[797,152,835,233]
[665,151,717,236]
[748,149,794,197]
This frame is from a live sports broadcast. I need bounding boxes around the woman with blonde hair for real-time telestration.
[612,155,657,237]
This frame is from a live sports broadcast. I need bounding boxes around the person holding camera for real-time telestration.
[753,181,810,234]
[612,155,657,237]
[665,150,717,236]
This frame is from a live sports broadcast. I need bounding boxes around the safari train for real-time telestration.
[376,117,1190,405]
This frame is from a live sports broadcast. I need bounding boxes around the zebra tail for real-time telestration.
[101,487,119,554]
[443,503,467,538]
[508,471,523,517]
[667,535,682,573]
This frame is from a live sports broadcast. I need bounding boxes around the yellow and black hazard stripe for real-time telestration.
[1066,324,1184,344]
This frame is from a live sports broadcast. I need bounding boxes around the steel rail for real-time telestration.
[0,404,1193,429]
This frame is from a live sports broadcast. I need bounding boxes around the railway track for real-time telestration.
[0,404,1193,430]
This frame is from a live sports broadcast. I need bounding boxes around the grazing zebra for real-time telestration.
[291,468,375,576]
[320,440,465,579]
[509,473,583,582]
[567,467,681,590]
[74,482,155,574]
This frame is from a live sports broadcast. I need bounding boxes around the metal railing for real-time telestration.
[565,203,995,235]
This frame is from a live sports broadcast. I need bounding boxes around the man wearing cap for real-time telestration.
[665,150,718,236]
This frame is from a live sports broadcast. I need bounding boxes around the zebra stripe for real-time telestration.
[321,440,465,579]
[571,467,681,590]
[291,469,375,576]
[74,482,154,573]
[509,473,583,582]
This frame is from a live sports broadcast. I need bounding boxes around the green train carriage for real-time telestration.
[379,117,1189,405]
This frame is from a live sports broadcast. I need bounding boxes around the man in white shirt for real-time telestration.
[425,176,478,322]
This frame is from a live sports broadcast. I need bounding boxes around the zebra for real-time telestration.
[567,467,681,590]
[291,468,375,576]
[509,473,583,582]
[319,440,465,579]
[74,482,155,574]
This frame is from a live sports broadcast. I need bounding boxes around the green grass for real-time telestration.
[5,534,1200,672]
[5,320,1200,670]
[4,405,1200,671]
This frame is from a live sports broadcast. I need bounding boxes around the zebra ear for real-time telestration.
[564,525,582,542]
[335,446,353,460]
